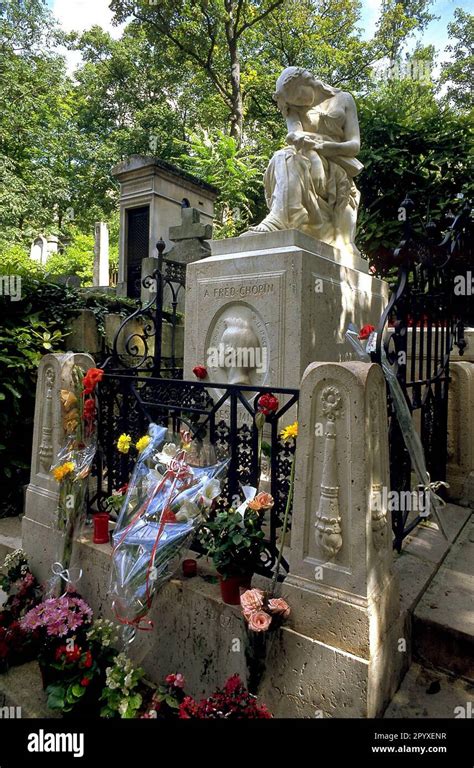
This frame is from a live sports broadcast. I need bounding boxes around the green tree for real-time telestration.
[109,0,287,144]
[357,77,473,270]
[440,9,474,110]
[0,0,76,243]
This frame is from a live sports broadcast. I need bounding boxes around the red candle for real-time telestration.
[182,559,197,577]
[93,513,110,544]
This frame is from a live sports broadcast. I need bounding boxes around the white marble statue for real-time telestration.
[248,67,363,256]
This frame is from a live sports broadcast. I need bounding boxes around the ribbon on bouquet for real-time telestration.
[112,450,193,630]
[51,562,83,596]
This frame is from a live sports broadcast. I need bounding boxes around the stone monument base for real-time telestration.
[184,230,389,389]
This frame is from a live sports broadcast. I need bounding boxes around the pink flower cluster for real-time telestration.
[178,674,272,719]
[21,594,93,637]
[240,588,290,632]
[165,673,185,688]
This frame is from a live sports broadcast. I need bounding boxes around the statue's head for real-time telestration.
[273,67,336,114]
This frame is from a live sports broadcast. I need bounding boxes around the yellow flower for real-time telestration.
[135,435,151,454]
[52,461,75,483]
[280,421,298,441]
[117,434,132,454]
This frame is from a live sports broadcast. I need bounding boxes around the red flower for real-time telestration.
[83,650,93,669]
[166,673,185,688]
[80,677,90,687]
[192,365,207,380]
[83,399,96,422]
[55,645,67,661]
[224,674,242,695]
[83,368,104,395]
[257,393,279,417]
[358,324,375,340]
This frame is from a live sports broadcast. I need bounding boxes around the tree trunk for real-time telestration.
[225,8,243,146]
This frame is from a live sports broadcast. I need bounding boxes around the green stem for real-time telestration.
[270,446,295,596]
[257,424,263,487]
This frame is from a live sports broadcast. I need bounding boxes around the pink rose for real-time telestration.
[240,588,265,613]
[248,610,272,632]
[268,598,290,619]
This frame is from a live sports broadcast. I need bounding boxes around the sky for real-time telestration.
[47,0,470,66]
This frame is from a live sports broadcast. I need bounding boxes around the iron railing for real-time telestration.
[373,197,472,550]
[89,374,298,578]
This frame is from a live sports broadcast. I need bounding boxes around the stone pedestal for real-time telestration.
[281,361,402,717]
[183,231,389,389]
[447,361,474,504]
[22,353,95,585]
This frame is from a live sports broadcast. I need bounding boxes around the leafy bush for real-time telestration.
[0,272,135,517]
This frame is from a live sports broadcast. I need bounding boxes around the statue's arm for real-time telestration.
[285,108,316,147]
[317,93,360,158]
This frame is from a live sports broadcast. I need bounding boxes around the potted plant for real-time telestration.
[198,496,271,604]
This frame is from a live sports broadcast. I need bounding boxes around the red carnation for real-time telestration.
[193,365,207,380]
[358,324,375,340]
[80,677,91,687]
[257,393,279,417]
[83,367,104,395]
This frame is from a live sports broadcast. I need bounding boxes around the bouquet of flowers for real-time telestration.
[0,549,43,671]
[109,424,228,634]
[49,362,102,593]
[240,587,290,694]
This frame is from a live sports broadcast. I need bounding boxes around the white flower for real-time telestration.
[233,485,258,523]
[124,673,133,688]
[118,699,129,717]
[176,500,201,522]
[201,478,221,508]
[154,442,178,466]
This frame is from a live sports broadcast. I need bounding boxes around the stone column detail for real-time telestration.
[315,386,343,558]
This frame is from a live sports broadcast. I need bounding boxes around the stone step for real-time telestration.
[384,661,474,718]
[0,515,22,564]
[0,661,60,719]
[413,512,474,681]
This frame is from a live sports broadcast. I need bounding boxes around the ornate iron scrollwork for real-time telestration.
[373,196,473,550]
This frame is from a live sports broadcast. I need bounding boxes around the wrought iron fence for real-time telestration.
[89,374,298,578]
[373,197,472,550]
[103,240,186,377]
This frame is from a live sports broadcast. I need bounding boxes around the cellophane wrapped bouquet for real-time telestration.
[49,361,101,594]
[109,424,228,633]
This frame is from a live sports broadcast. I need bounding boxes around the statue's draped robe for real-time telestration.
[261,104,363,254]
